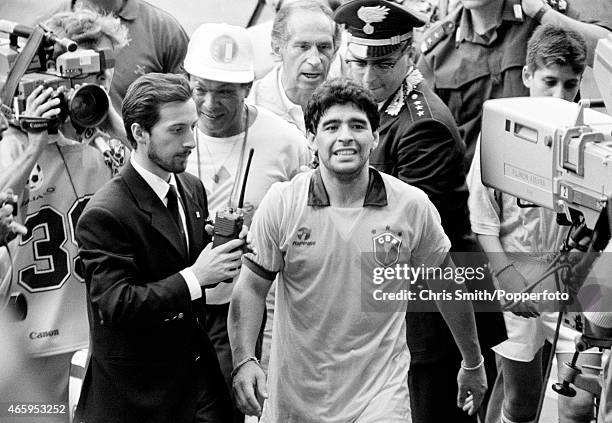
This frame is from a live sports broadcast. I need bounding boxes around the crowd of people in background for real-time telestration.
[1,0,612,422]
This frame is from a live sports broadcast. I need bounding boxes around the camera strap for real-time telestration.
[0,26,46,120]
[19,116,57,133]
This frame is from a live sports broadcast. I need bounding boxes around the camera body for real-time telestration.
[481,97,612,230]
[0,33,114,130]
[480,36,612,231]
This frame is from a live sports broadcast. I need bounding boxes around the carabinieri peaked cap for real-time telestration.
[334,0,427,60]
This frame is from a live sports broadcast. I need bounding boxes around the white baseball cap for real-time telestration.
[184,23,255,84]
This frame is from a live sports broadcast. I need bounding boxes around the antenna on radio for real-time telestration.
[237,148,254,209]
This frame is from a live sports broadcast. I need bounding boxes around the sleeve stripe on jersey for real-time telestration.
[243,255,278,281]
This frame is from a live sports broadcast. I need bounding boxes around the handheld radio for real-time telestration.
[212,148,254,249]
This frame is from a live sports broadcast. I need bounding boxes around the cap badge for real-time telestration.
[211,35,238,64]
[357,5,390,35]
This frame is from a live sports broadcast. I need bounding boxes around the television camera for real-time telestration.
[0,19,114,134]
[480,35,612,421]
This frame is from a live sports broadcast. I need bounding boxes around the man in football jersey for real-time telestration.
[0,9,128,416]
[228,78,486,421]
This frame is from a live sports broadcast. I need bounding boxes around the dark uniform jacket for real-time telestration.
[417,0,612,166]
[417,0,536,165]
[373,79,470,250]
[74,162,232,423]
[371,78,505,364]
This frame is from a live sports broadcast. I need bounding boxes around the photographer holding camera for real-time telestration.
[0,9,128,417]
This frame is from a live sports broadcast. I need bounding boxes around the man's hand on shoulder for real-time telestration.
[232,360,267,417]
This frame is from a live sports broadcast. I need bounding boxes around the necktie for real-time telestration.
[167,184,187,250]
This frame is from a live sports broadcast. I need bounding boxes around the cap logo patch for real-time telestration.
[357,5,390,35]
[211,35,238,63]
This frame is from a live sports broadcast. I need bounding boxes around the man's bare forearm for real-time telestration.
[429,258,482,367]
[437,297,482,367]
[228,265,272,366]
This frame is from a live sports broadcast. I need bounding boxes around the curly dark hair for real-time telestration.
[304,78,380,135]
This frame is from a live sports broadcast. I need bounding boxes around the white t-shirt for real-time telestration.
[185,105,310,304]
[467,138,567,253]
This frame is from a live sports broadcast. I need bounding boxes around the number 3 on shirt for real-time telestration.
[18,197,91,292]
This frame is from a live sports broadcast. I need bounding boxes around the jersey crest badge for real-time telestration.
[372,228,402,267]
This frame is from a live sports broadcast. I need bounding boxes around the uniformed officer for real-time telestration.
[335,1,504,422]
[417,0,611,166]
[335,0,471,250]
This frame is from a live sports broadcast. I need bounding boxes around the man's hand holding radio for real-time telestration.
[191,224,249,287]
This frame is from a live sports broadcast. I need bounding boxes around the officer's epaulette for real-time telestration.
[420,20,455,55]
[405,88,432,122]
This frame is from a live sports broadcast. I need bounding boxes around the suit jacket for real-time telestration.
[74,162,232,423]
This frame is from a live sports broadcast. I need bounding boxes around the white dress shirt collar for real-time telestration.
[130,156,201,300]
[130,155,178,204]
[278,67,306,131]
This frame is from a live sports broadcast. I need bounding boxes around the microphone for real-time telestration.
[0,19,77,52]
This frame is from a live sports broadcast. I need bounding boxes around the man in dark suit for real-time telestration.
[75,73,242,423]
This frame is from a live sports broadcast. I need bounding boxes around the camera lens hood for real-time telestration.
[69,84,109,128]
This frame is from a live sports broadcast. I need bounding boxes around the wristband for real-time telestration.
[461,354,485,371]
[231,356,260,379]
[493,262,515,278]
[533,2,550,22]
